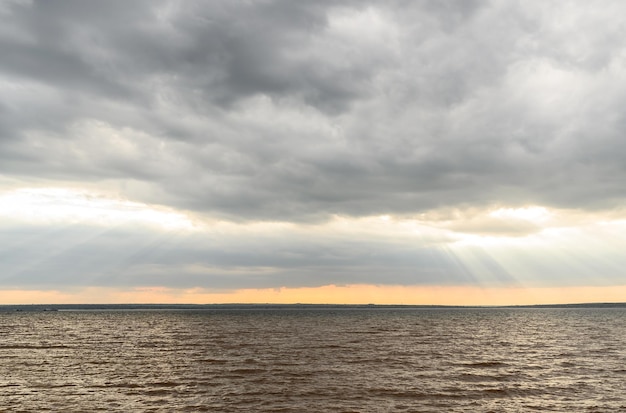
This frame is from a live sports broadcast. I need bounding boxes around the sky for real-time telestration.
[1,0,626,305]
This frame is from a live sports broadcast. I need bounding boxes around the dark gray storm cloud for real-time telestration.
[2,0,626,221]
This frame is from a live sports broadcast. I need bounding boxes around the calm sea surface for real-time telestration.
[1,307,625,412]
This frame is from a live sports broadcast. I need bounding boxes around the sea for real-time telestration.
[1,305,625,412]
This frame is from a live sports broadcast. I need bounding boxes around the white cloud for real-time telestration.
[0,187,195,230]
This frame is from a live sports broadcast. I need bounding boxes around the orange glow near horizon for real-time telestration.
[1,284,625,306]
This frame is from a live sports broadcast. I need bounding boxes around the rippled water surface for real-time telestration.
[1,307,625,412]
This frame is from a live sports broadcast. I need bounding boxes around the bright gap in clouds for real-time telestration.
[1,186,625,304]
[0,187,196,231]
[489,206,551,223]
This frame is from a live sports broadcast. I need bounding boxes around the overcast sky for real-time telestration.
[1,0,626,304]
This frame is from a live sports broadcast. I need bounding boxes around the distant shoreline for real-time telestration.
[1,302,626,312]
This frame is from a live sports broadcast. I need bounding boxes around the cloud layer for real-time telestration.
[3,0,626,220]
[1,1,626,296]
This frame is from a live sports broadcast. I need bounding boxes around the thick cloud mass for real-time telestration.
[2,0,626,221]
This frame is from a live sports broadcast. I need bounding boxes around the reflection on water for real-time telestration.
[1,307,625,412]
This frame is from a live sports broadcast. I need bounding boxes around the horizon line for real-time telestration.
[2,302,625,309]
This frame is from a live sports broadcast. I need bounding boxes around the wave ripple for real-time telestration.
[1,307,625,412]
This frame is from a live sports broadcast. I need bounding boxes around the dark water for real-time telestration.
[1,307,625,412]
